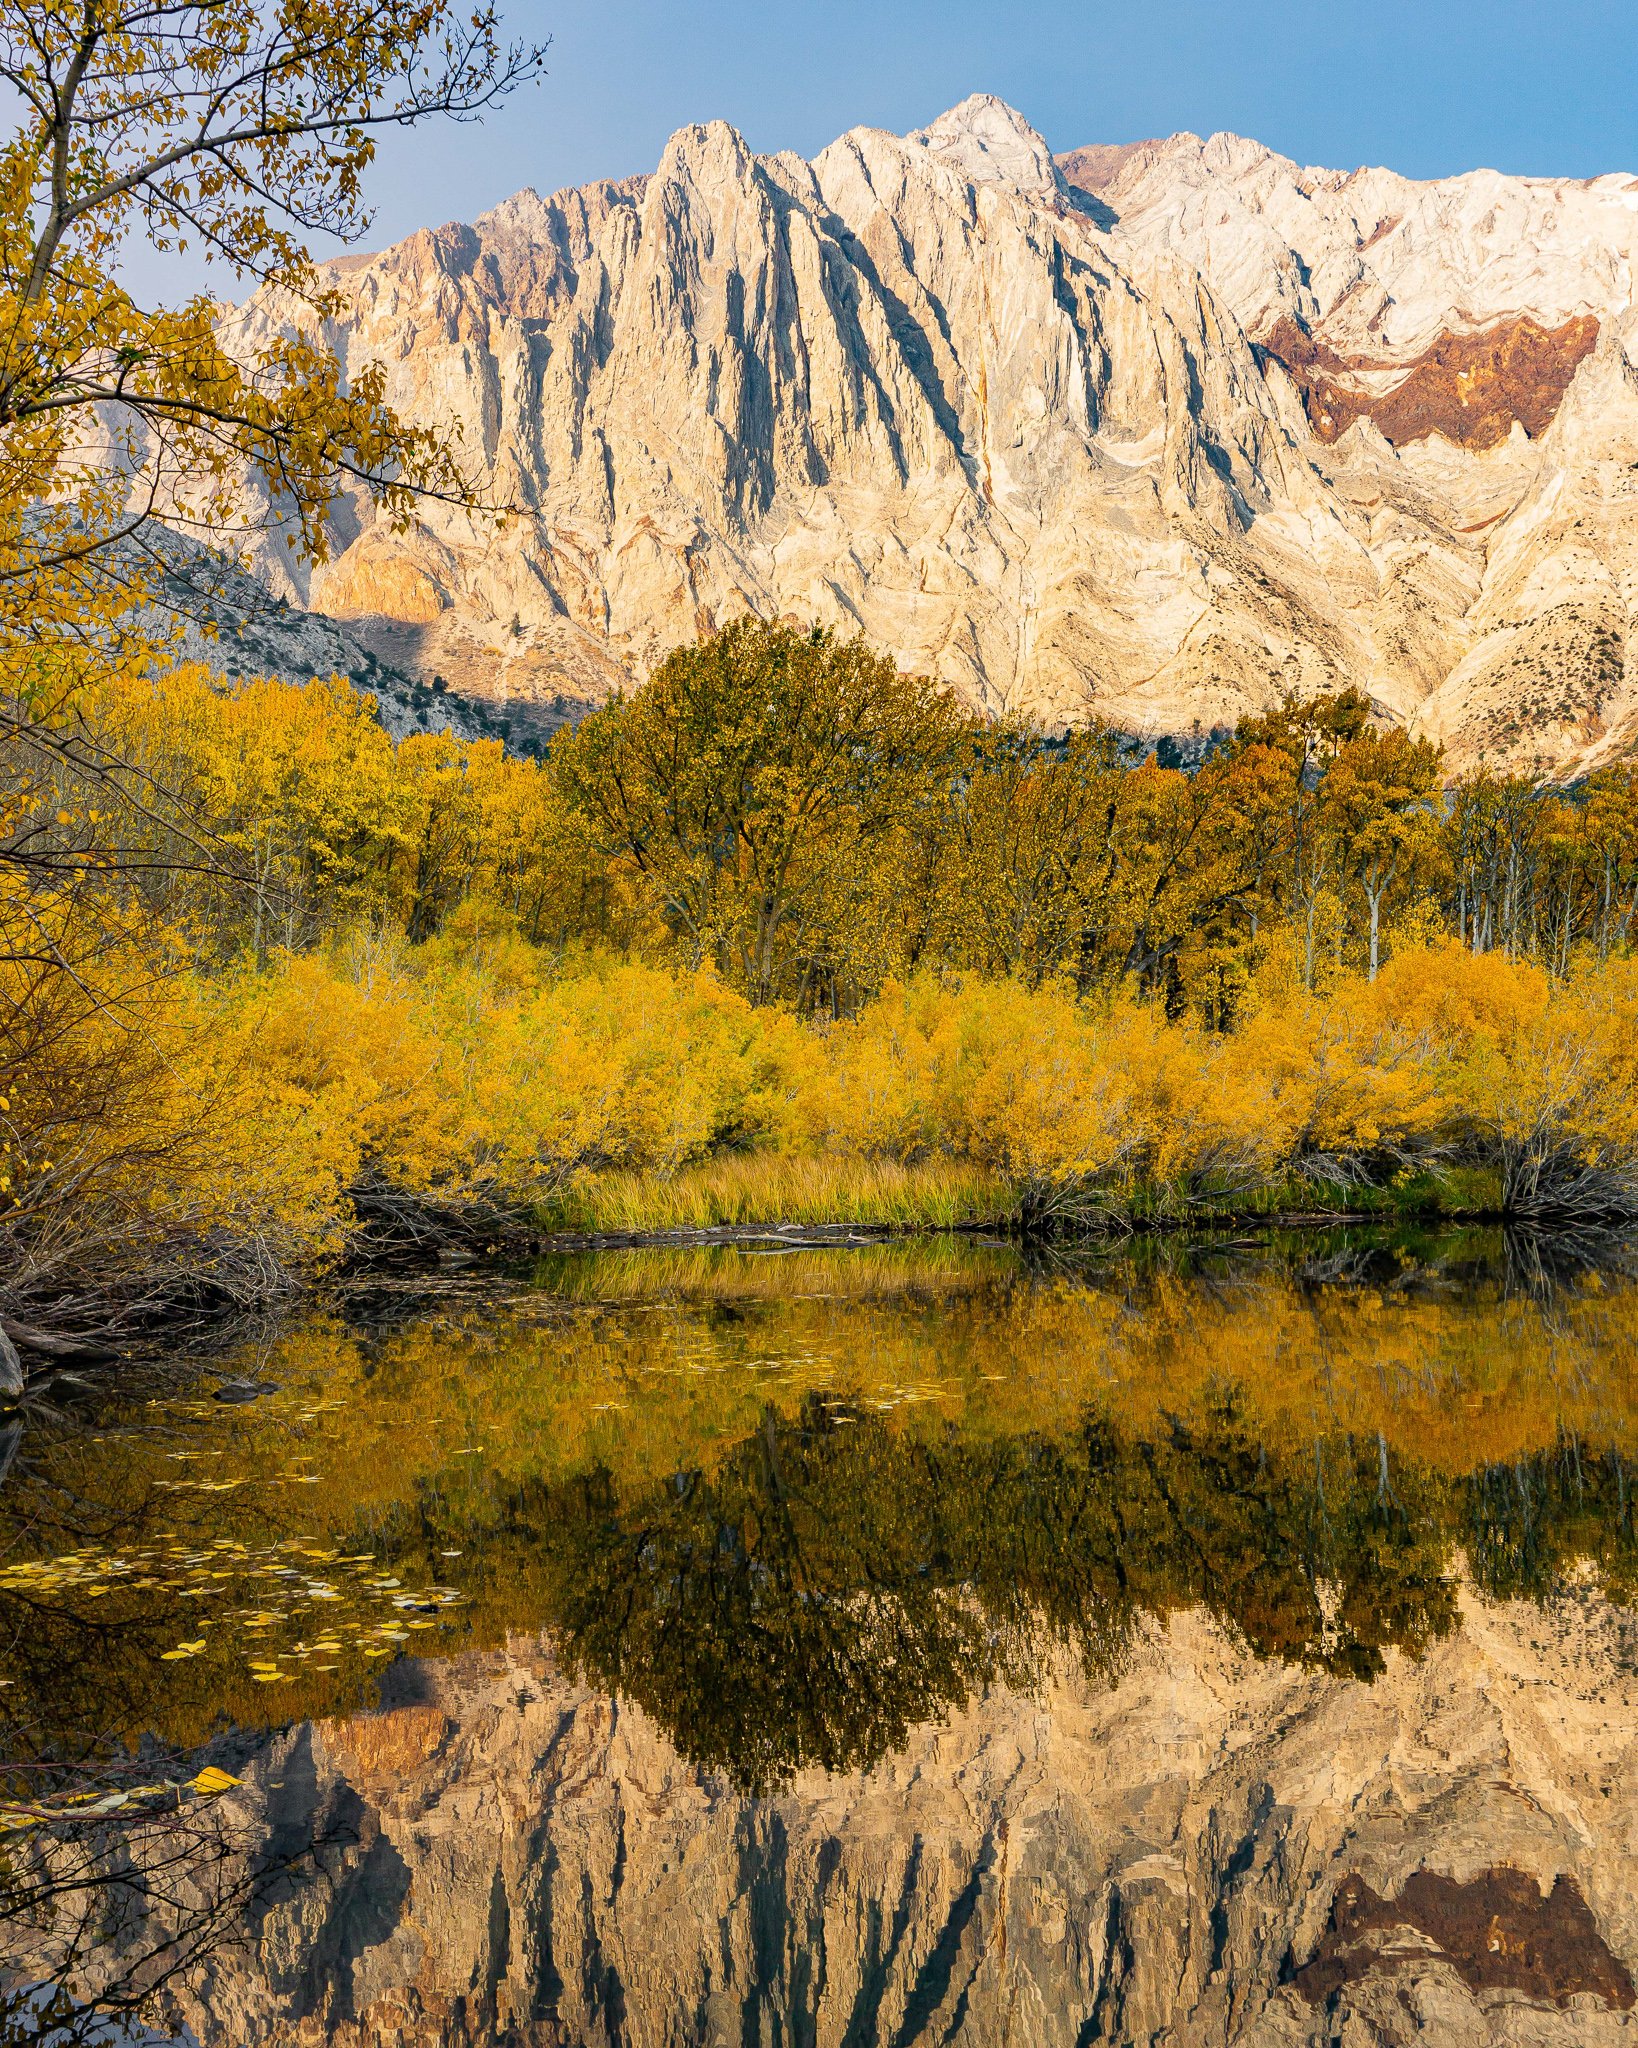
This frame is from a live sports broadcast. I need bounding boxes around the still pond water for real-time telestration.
[8,1227,1638,2045]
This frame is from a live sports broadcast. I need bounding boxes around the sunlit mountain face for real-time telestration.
[225,96,1638,777]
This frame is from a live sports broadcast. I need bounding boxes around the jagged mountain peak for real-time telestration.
[653,117,759,187]
[907,93,1065,201]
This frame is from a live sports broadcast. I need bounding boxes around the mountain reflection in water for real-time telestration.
[8,1227,1638,2044]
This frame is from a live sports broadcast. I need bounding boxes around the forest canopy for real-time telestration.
[9,613,1638,1338]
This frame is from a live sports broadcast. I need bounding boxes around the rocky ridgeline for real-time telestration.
[223,96,1638,776]
[98,1592,1638,2045]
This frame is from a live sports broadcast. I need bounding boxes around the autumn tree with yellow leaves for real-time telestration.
[0,0,546,1335]
[0,0,542,623]
[554,622,972,1010]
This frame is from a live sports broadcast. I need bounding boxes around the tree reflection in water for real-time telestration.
[509,1408,1638,1790]
[523,1395,1460,1791]
[8,1227,1638,2025]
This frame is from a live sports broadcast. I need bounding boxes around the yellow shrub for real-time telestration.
[48,935,1638,1293]
[1,928,368,1304]
[1226,994,1444,1172]
[1444,957,1638,1213]
[801,980,1221,1209]
[800,977,1141,1187]
[242,943,815,1210]
[1367,940,1550,1053]
[234,944,457,1195]
[442,958,813,1194]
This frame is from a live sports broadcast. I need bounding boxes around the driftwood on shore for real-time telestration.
[0,1317,119,1365]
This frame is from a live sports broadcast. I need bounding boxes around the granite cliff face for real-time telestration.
[1068,129,1638,372]
[1065,128,1638,769]
[237,99,1638,772]
[121,1591,1638,2047]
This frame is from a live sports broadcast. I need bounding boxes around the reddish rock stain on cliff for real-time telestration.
[1293,1867,1636,2010]
[1262,313,1601,450]
[1358,213,1402,252]
[1054,141,1161,196]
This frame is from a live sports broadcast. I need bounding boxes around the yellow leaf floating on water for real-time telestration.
[159,1639,207,1660]
[251,1672,291,1683]
[189,1767,241,1795]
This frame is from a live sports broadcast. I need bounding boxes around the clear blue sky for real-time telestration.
[122,0,1638,295]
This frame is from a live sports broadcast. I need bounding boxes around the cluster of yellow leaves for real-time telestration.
[0,1537,464,1685]
[232,931,812,1220]
[90,665,591,954]
[0,0,533,659]
[0,1764,244,1836]
[795,971,1450,1211]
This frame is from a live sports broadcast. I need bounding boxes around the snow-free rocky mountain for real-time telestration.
[237,96,1638,772]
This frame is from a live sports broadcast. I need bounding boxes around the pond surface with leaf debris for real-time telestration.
[8,1227,1638,2046]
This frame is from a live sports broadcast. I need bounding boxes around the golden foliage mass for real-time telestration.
[0,0,1634,1318]
[14,628,1638,1313]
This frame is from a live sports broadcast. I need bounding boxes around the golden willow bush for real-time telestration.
[34,930,1624,1296]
